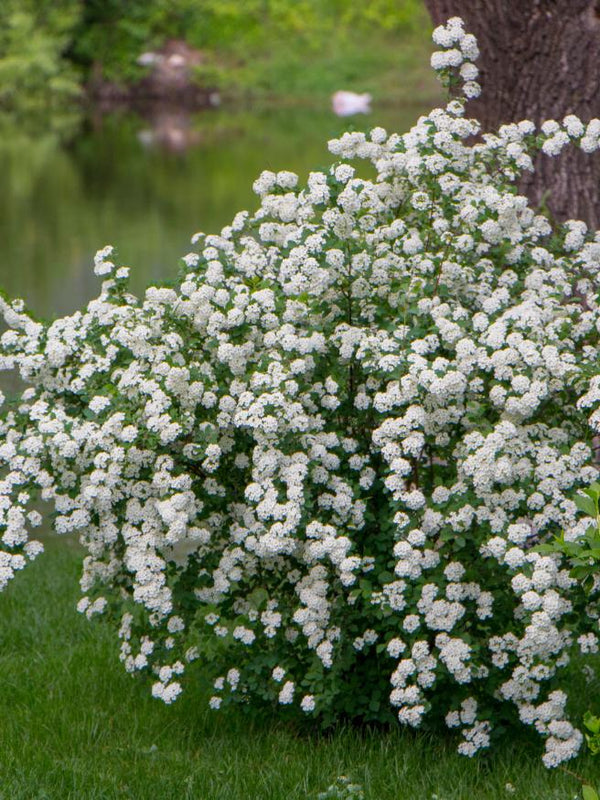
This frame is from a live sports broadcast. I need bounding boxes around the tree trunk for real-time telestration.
[423,0,600,228]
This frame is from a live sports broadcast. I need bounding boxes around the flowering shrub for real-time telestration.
[4,16,600,767]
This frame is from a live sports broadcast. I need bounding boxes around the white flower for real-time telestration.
[89,396,111,414]
[301,695,316,712]
[272,666,286,682]
[93,246,115,276]
[278,681,295,704]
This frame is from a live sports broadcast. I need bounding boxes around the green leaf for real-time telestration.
[587,733,600,756]
[571,565,594,581]
[582,785,599,800]
[535,544,559,555]
[585,711,600,734]
[575,492,597,518]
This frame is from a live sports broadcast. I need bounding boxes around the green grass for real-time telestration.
[184,1,441,107]
[0,539,598,799]
[196,26,440,108]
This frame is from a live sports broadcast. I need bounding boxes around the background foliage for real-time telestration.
[0,0,81,112]
[0,0,429,110]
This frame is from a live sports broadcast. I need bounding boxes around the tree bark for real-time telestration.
[423,0,600,228]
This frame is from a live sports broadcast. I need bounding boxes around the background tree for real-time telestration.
[0,0,81,112]
[424,0,600,227]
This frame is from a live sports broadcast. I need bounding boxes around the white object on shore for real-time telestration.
[331,90,372,117]
[137,52,163,67]
[167,54,186,68]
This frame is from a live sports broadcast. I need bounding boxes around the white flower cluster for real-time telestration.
[2,18,600,767]
[431,17,481,100]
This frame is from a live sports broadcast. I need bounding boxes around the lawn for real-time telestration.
[200,25,440,108]
[0,539,597,799]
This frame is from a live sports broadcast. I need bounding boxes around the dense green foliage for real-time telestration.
[72,0,425,69]
[0,0,430,110]
[0,0,81,112]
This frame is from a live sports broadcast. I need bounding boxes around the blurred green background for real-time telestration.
[0,0,439,317]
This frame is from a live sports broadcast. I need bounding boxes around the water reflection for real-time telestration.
[136,108,204,151]
[0,102,430,320]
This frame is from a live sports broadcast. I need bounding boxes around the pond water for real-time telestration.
[0,103,430,320]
